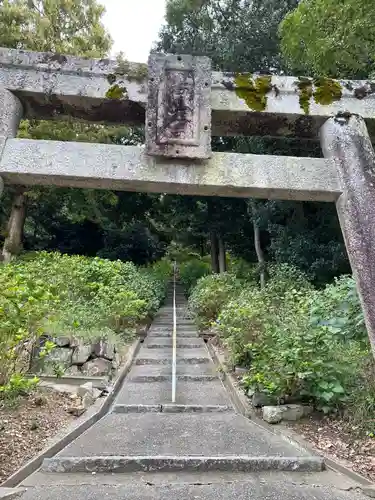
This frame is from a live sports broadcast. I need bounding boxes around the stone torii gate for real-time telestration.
[1,48,375,356]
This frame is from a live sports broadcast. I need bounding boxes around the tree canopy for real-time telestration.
[279,0,375,79]
[0,0,111,56]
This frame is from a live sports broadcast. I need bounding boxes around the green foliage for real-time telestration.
[226,256,258,283]
[189,262,374,423]
[0,0,112,57]
[0,374,39,402]
[159,0,298,73]
[188,273,241,329]
[279,0,375,78]
[179,258,211,294]
[309,275,367,344]
[0,251,169,398]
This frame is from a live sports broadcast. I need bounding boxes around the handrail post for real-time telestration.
[172,260,177,403]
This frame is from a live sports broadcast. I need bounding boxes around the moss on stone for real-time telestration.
[313,77,342,105]
[234,74,272,112]
[296,77,313,115]
[105,84,128,100]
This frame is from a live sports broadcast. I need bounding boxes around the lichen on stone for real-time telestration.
[234,74,272,112]
[313,77,342,105]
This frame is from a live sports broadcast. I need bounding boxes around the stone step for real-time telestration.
[41,455,323,474]
[48,413,315,462]
[17,472,365,500]
[115,381,233,406]
[142,339,204,348]
[111,404,234,414]
[127,365,219,382]
[135,348,211,365]
[147,331,199,338]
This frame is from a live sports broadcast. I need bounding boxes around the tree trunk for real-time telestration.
[253,219,266,289]
[218,235,227,273]
[210,230,219,273]
[2,187,27,263]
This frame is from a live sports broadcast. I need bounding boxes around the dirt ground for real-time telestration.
[0,388,76,484]
[287,415,375,482]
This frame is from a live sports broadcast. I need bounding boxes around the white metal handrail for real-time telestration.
[172,260,177,403]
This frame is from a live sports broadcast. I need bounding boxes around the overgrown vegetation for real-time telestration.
[188,262,375,432]
[0,252,170,400]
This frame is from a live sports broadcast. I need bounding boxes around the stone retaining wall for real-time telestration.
[31,336,129,381]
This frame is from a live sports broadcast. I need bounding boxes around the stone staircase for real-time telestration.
[15,283,368,499]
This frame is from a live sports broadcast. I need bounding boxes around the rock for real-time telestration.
[82,392,95,409]
[77,382,94,399]
[53,336,71,347]
[100,385,114,397]
[252,391,274,408]
[234,366,248,376]
[92,340,115,361]
[280,404,305,421]
[68,405,86,417]
[81,358,112,377]
[302,405,314,417]
[64,365,81,376]
[72,342,92,365]
[41,347,72,374]
[262,404,309,423]
[262,406,283,424]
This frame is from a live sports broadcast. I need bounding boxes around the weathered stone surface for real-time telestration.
[81,358,112,377]
[146,53,211,159]
[71,343,92,365]
[77,382,94,399]
[262,406,283,424]
[67,405,86,417]
[2,47,375,141]
[320,115,375,358]
[53,337,71,347]
[234,367,247,376]
[0,88,23,197]
[0,89,23,140]
[251,391,274,408]
[262,404,310,423]
[63,365,81,377]
[42,455,324,473]
[280,405,305,422]
[12,480,368,500]
[42,347,72,372]
[0,140,342,202]
[92,340,115,360]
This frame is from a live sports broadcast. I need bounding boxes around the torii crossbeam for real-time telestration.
[1,48,375,356]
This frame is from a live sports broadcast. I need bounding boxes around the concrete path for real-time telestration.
[17,283,369,499]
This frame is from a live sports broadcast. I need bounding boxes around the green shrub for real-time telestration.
[0,251,169,398]
[179,258,211,294]
[188,273,241,330]
[226,255,258,283]
[188,261,374,421]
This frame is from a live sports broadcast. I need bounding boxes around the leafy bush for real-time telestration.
[187,261,375,423]
[0,251,169,398]
[188,273,241,330]
[226,255,259,283]
[179,258,211,294]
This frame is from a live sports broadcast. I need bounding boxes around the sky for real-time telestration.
[101,0,167,62]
